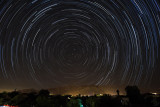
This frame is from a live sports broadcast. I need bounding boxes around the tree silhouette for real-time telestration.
[39,89,49,96]
[125,86,143,104]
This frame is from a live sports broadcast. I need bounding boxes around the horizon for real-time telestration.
[0,85,159,96]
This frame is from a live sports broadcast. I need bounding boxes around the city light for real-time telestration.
[152,93,157,95]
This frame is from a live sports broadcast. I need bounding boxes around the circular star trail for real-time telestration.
[0,0,160,89]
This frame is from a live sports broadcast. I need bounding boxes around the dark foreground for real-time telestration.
[0,86,159,107]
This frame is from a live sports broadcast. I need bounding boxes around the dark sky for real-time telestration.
[0,0,160,92]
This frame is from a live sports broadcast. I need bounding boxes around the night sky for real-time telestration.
[0,0,160,92]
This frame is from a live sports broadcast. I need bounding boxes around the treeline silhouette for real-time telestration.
[0,86,159,107]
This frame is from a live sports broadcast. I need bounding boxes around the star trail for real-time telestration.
[0,0,160,91]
